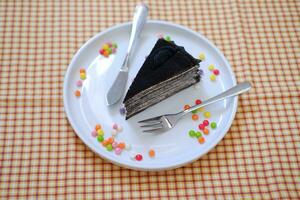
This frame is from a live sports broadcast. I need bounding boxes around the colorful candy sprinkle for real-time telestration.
[95,124,101,131]
[80,68,86,73]
[112,142,118,149]
[191,109,198,114]
[198,53,205,61]
[211,122,217,129]
[210,74,216,81]
[213,69,220,75]
[76,80,83,87]
[74,90,81,97]
[165,35,171,42]
[203,128,209,135]
[148,149,155,158]
[97,135,104,142]
[208,64,215,71]
[184,104,191,110]
[106,144,113,151]
[195,99,202,105]
[102,140,109,146]
[192,114,199,121]
[115,147,122,155]
[91,130,98,137]
[80,73,86,80]
[195,131,202,138]
[112,123,118,130]
[117,125,123,132]
[125,143,131,150]
[118,142,125,149]
[135,154,143,161]
[204,111,211,118]
[189,130,196,137]
[111,129,118,137]
[203,120,209,126]
[119,107,126,115]
[157,33,164,39]
[97,129,104,136]
[198,124,205,130]
[198,137,205,144]
[198,107,205,112]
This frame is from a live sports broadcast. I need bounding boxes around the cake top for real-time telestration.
[123,39,201,102]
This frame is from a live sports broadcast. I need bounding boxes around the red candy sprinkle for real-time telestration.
[203,120,209,126]
[213,69,220,75]
[135,154,143,161]
[198,124,205,130]
[195,99,202,105]
[99,49,105,55]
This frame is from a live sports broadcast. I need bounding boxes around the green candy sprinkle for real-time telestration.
[189,130,196,137]
[165,36,171,42]
[97,135,104,142]
[211,122,217,129]
[106,144,113,151]
[195,131,202,138]
[107,48,112,54]
[191,109,198,114]
[112,43,117,48]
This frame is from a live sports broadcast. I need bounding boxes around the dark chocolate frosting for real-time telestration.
[123,39,200,102]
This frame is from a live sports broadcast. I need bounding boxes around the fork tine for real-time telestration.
[142,127,164,133]
[140,123,163,128]
[138,117,161,123]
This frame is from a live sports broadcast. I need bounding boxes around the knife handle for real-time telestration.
[126,3,148,61]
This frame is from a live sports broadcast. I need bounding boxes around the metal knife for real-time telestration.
[106,3,148,105]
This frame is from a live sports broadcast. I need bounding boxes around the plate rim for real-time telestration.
[63,20,238,171]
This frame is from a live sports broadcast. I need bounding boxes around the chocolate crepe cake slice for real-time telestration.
[123,38,202,119]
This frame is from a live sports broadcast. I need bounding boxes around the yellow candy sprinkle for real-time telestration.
[198,53,205,61]
[208,64,215,71]
[210,74,216,81]
[198,107,205,112]
[80,73,86,80]
[97,129,104,136]
[204,111,211,118]
[102,44,109,50]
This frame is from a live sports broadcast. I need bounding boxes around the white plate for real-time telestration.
[63,20,237,171]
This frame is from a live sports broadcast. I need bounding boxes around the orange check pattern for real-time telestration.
[1,0,299,199]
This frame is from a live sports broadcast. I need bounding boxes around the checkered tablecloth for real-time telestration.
[1,0,299,199]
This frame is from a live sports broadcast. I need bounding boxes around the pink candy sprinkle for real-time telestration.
[112,123,118,130]
[76,80,83,87]
[106,41,112,47]
[213,69,220,75]
[91,130,97,137]
[203,120,209,126]
[112,142,118,149]
[115,147,122,155]
[198,124,205,130]
[157,33,164,39]
[135,154,143,161]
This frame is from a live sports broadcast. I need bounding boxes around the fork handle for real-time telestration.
[182,82,252,115]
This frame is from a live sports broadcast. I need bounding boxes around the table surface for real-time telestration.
[1,0,299,199]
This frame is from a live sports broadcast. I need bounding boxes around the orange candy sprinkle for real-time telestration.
[203,128,209,135]
[74,90,81,97]
[95,124,101,131]
[184,104,191,110]
[102,140,109,146]
[107,137,114,144]
[198,137,205,144]
[148,149,155,157]
[192,114,199,121]
[103,50,109,57]
[80,68,86,73]
[118,142,125,149]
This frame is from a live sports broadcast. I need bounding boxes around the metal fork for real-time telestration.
[138,81,252,132]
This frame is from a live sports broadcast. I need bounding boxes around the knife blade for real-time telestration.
[105,3,148,105]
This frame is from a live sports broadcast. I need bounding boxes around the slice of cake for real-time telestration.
[123,38,202,119]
